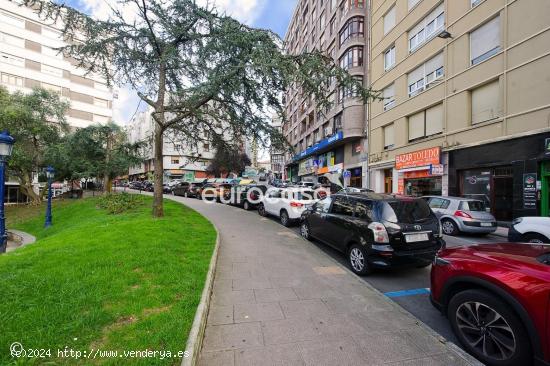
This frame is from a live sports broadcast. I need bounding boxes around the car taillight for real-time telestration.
[454,210,472,219]
[290,201,303,208]
[368,222,389,243]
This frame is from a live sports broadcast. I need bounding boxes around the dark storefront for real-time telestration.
[448,133,550,220]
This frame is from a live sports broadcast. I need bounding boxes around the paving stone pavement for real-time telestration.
[163,195,481,366]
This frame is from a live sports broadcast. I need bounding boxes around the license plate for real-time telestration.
[480,222,493,227]
[405,233,429,243]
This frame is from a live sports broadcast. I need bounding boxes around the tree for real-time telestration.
[45,123,143,192]
[20,0,378,217]
[206,137,251,177]
[0,86,68,204]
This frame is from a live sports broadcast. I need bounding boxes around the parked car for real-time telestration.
[172,181,191,196]
[422,196,497,236]
[508,217,550,243]
[162,183,172,194]
[431,243,550,366]
[226,184,268,210]
[258,188,318,227]
[200,182,233,202]
[187,181,205,198]
[300,193,445,275]
[128,181,142,190]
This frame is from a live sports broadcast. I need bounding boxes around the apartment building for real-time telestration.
[283,0,369,187]
[127,109,214,182]
[368,0,550,220]
[0,0,114,128]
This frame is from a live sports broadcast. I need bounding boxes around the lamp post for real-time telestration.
[44,166,55,228]
[0,130,15,253]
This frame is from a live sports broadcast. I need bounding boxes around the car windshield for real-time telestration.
[459,200,485,211]
[378,199,433,224]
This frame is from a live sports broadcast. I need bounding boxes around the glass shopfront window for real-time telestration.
[404,177,442,196]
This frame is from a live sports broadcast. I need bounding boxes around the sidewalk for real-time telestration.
[169,197,480,366]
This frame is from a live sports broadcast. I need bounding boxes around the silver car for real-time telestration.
[422,196,497,236]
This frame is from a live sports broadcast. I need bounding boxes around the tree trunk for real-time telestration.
[152,62,167,218]
[152,121,164,217]
[19,173,40,205]
[104,130,112,194]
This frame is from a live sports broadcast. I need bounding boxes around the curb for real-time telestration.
[180,207,220,366]
[296,231,484,366]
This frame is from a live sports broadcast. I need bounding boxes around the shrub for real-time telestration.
[97,193,145,214]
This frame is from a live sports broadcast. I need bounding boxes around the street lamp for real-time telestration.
[0,130,15,253]
[44,166,55,228]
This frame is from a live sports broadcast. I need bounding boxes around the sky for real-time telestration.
[56,0,297,125]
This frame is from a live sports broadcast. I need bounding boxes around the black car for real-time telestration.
[300,192,445,275]
[226,184,268,210]
[172,182,191,197]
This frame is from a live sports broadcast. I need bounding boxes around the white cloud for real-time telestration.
[112,85,143,125]
[204,0,267,24]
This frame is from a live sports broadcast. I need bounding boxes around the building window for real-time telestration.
[352,141,362,156]
[339,16,364,46]
[339,46,363,70]
[408,0,422,10]
[340,0,365,18]
[384,46,396,71]
[334,113,343,132]
[0,52,24,67]
[1,73,23,87]
[408,3,444,52]
[408,103,443,141]
[0,32,24,48]
[313,129,319,142]
[42,64,63,78]
[408,52,444,97]
[384,124,394,149]
[470,17,500,65]
[203,143,210,152]
[471,80,500,124]
[329,16,335,35]
[383,5,396,35]
[383,83,395,111]
[471,0,484,7]
[171,158,179,164]
[338,76,362,103]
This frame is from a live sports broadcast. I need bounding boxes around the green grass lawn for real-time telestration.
[0,196,216,365]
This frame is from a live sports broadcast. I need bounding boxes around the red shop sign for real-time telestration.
[395,147,441,170]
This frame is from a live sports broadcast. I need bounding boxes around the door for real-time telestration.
[493,176,513,221]
[323,196,355,251]
[308,196,333,238]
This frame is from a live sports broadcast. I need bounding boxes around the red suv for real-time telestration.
[431,243,550,366]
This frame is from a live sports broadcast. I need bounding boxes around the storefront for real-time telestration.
[448,132,550,220]
[395,147,446,197]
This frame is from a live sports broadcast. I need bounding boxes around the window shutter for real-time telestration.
[472,80,500,124]
[408,64,424,86]
[384,124,394,147]
[383,83,395,99]
[471,17,500,63]
[425,104,444,135]
[426,3,444,24]
[384,6,396,34]
[425,52,444,75]
[408,111,425,140]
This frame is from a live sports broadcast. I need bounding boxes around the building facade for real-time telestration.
[283,0,369,187]
[368,0,550,219]
[126,109,214,182]
[0,0,114,128]
[270,116,285,179]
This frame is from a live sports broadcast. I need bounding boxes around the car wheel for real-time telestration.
[243,201,250,211]
[522,233,549,244]
[280,210,291,227]
[448,289,531,366]
[348,244,371,276]
[300,221,311,240]
[258,203,266,217]
[441,219,459,236]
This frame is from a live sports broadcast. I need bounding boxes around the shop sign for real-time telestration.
[298,158,316,176]
[430,164,444,176]
[294,131,344,160]
[397,178,405,194]
[523,173,537,209]
[395,147,441,170]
